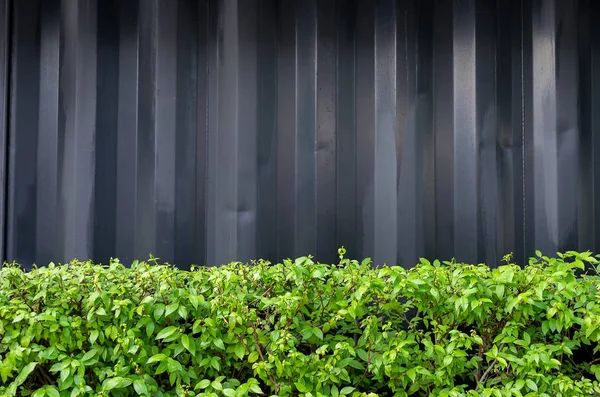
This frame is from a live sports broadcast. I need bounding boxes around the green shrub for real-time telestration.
[1,249,600,397]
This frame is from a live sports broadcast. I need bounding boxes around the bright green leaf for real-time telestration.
[147,354,167,364]
[234,343,245,360]
[89,330,99,344]
[223,389,236,397]
[156,326,178,340]
[196,380,211,390]
[525,379,538,392]
[103,377,133,391]
[213,338,225,350]
[248,351,259,363]
[133,379,148,395]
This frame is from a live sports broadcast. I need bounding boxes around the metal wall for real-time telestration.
[1,0,598,268]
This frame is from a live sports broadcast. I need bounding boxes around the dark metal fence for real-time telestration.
[0,0,597,268]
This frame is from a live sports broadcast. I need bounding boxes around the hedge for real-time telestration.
[1,249,600,397]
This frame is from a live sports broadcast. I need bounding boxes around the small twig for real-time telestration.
[249,285,274,306]
[234,333,249,352]
[250,319,279,394]
[477,359,497,390]
[355,349,376,387]
[578,357,600,376]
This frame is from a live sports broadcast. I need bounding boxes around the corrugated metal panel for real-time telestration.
[0,0,8,265]
[2,0,599,268]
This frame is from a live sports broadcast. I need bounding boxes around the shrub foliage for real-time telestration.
[1,249,600,396]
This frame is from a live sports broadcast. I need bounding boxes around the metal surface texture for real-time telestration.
[1,0,599,268]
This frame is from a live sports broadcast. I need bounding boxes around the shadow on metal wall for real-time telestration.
[0,0,598,269]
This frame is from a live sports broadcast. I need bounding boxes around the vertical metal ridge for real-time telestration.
[294,0,317,258]
[417,0,435,262]
[207,0,240,264]
[175,0,201,267]
[577,0,592,252]
[335,0,357,258]
[236,0,259,262]
[476,0,499,265]
[396,0,419,268]
[590,0,600,252]
[530,0,557,255]
[522,0,534,264]
[135,0,158,259]
[58,0,98,261]
[374,0,397,266]
[452,0,477,263]
[153,0,178,263]
[7,0,41,266]
[316,0,336,264]
[94,0,119,263]
[256,0,278,262]
[554,0,579,252]
[276,0,296,259]
[433,0,455,261]
[355,0,375,259]
[205,0,219,265]
[0,0,11,265]
[115,0,139,264]
[194,0,209,266]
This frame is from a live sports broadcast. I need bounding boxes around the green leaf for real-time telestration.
[248,351,259,363]
[49,361,70,373]
[407,368,416,383]
[340,387,355,395]
[442,355,453,367]
[165,303,179,317]
[356,349,369,362]
[14,362,37,387]
[146,321,155,337]
[295,380,311,393]
[81,349,97,363]
[313,327,324,340]
[249,384,263,394]
[223,389,236,397]
[147,354,167,364]
[195,380,211,390]
[31,387,46,397]
[32,389,46,397]
[154,304,165,320]
[178,305,188,320]
[89,330,99,344]
[46,387,60,397]
[213,338,225,350]
[96,307,107,316]
[156,326,178,340]
[526,379,538,392]
[189,295,200,309]
[133,379,148,395]
[331,385,340,397]
[234,343,245,360]
[301,327,313,340]
[103,377,133,391]
[12,314,24,323]
[182,335,192,353]
[495,285,505,298]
